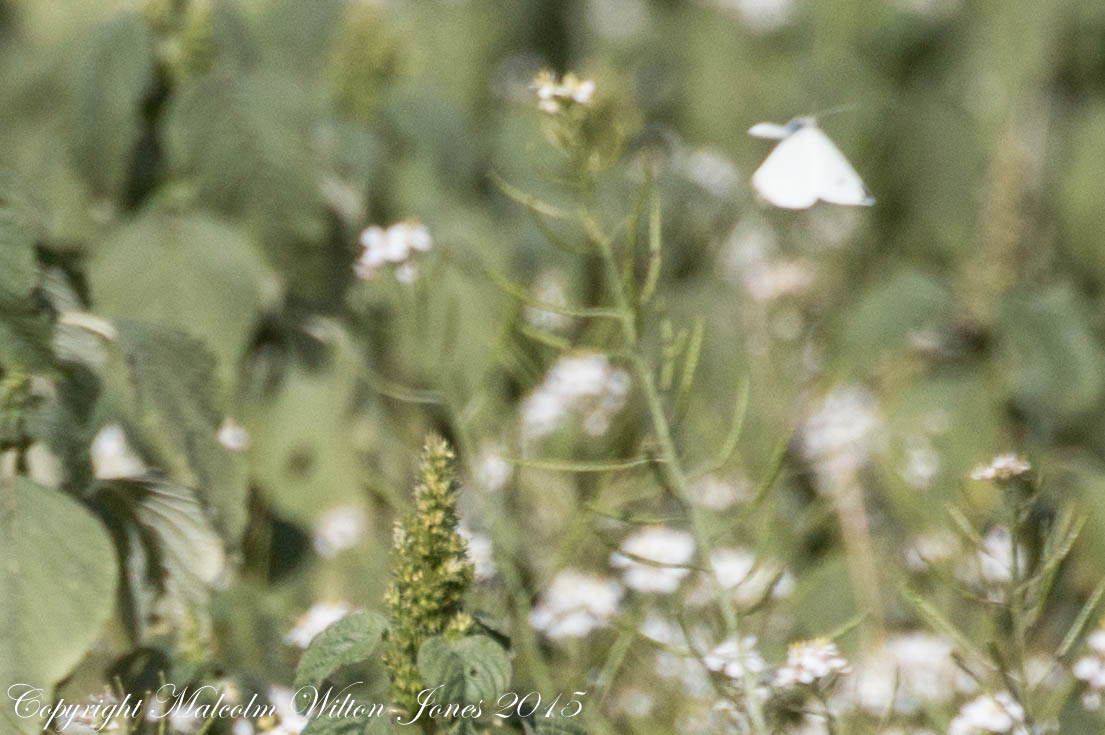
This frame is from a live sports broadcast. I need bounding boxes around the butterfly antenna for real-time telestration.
[812,103,858,121]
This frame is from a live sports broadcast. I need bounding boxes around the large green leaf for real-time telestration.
[69,12,156,199]
[0,206,36,309]
[0,477,118,727]
[295,610,388,691]
[997,285,1105,427]
[247,366,363,523]
[112,321,248,540]
[417,635,511,706]
[89,209,277,375]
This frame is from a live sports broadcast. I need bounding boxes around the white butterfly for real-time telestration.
[748,118,874,209]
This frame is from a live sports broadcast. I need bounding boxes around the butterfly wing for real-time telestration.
[801,127,874,206]
[751,132,821,209]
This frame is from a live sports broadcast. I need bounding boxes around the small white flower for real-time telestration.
[355,220,432,282]
[703,635,767,680]
[800,385,880,495]
[458,524,495,582]
[217,417,250,452]
[529,569,623,639]
[268,686,310,734]
[610,526,695,593]
[90,423,146,479]
[530,70,596,113]
[474,442,511,492]
[774,638,850,689]
[312,505,367,558]
[520,353,630,443]
[285,602,352,648]
[524,271,573,332]
[969,454,1030,482]
[948,692,1027,735]
[1074,627,1105,708]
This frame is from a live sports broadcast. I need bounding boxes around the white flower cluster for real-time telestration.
[354,220,432,283]
[703,635,768,681]
[285,602,351,648]
[1074,628,1105,709]
[531,70,595,114]
[609,526,696,593]
[853,632,965,716]
[265,686,309,735]
[774,638,851,689]
[685,547,792,607]
[520,353,631,442]
[969,454,1031,482]
[312,504,368,558]
[524,271,573,332]
[800,384,880,495]
[529,568,623,639]
[948,692,1027,735]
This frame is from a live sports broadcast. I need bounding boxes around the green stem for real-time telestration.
[591,216,769,734]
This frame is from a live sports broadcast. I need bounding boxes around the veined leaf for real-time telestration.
[69,12,156,199]
[0,476,118,728]
[295,610,387,691]
[417,635,511,706]
[112,321,248,540]
[89,209,277,375]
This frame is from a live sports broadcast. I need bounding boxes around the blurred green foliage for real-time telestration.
[4,0,1105,732]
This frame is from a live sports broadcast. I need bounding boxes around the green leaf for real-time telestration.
[113,321,248,540]
[69,12,156,198]
[295,610,388,691]
[0,477,118,719]
[997,285,1105,426]
[89,209,277,375]
[0,207,37,309]
[163,71,330,297]
[248,366,363,523]
[840,268,950,361]
[417,635,511,706]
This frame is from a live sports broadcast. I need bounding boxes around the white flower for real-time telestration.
[1074,628,1105,708]
[355,220,432,281]
[948,692,1027,735]
[688,547,789,607]
[689,473,749,510]
[904,530,960,572]
[474,442,511,492]
[312,505,367,558]
[520,353,630,443]
[458,524,495,582]
[705,0,795,33]
[217,417,250,452]
[267,686,309,734]
[899,434,939,489]
[703,635,767,680]
[978,526,1024,585]
[774,638,850,689]
[684,149,740,198]
[800,385,880,494]
[524,271,573,332]
[285,602,352,648]
[91,423,147,479]
[529,569,623,639]
[853,633,962,715]
[610,526,695,593]
[970,454,1030,482]
[530,70,596,114]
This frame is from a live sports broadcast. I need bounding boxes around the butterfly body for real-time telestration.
[749,118,874,209]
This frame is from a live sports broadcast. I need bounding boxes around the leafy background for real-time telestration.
[3,0,1105,733]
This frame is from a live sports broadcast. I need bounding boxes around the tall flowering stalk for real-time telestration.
[382,436,474,713]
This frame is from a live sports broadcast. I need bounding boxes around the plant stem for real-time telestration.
[590,216,769,734]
